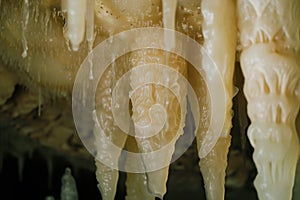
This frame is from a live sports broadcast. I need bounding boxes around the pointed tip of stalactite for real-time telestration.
[147,181,166,200]
[70,42,80,51]
[22,50,27,58]
[149,191,163,200]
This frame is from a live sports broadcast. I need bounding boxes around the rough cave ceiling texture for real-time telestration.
[0,0,300,200]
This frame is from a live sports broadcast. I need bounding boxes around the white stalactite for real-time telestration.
[237,0,300,199]
[197,0,237,199]
[64,0,87,51]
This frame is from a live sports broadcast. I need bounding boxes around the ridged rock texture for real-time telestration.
[237,0,300,199]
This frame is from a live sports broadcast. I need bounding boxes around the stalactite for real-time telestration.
[196,0,237,199]
[93,54,131,200]
[21,0,29,58]
[86,0,95,80]
[129,48,187,199]
[237,0,300,199]
[162,0,177,51]
[1,0,300,199]
[64,0,87,51]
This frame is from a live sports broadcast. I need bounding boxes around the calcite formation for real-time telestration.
[196,0,237,199]
[0,0,299,200]
[237,0,300,199]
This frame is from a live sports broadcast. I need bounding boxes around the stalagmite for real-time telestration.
[196,0,237,199]
[61,168,78,200]
[237,0,300,199]
[63,0,87,51]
